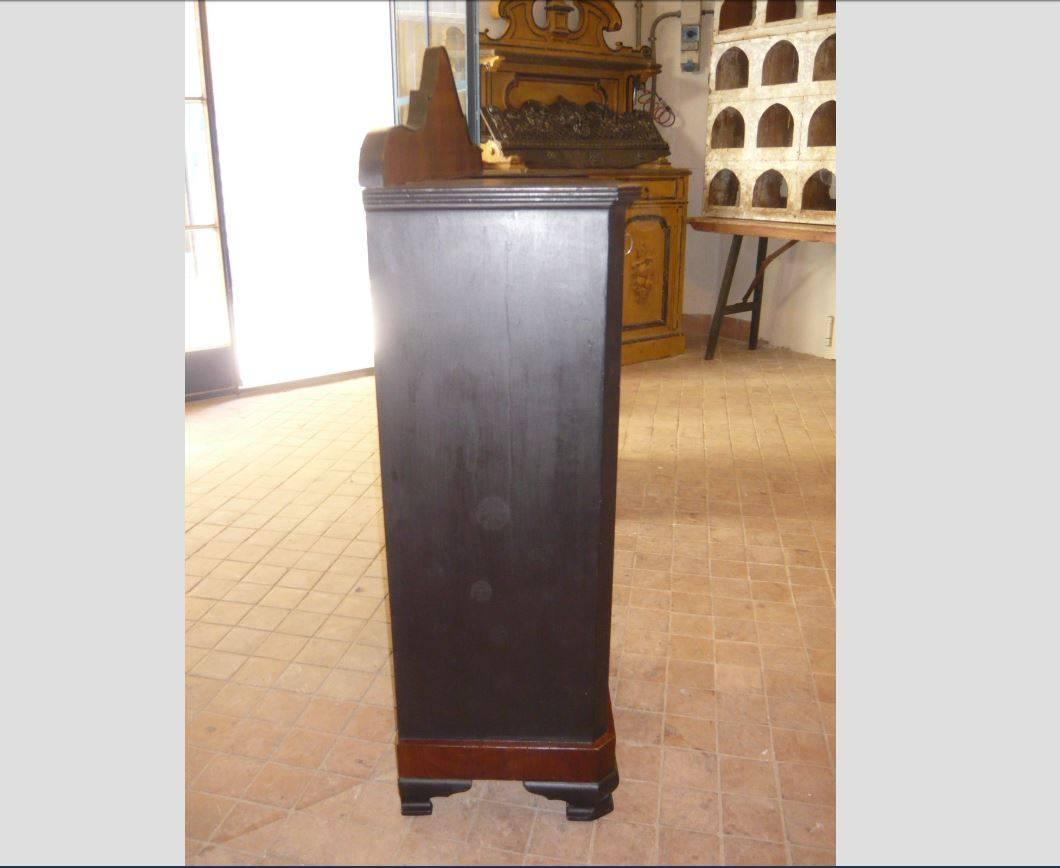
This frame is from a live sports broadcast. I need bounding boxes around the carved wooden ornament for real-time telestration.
[480,0,658,116]
[484,0,624,54]
[481,97,669,169]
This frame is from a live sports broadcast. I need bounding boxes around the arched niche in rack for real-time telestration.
[766,0,798,23]
[814,34,836,81]
[762,40,799,85]
[707,169,741,206]
[818,0,836,14]
[753,170,788,208]
[802,169,836,210]
[718,0,755,31]
[756,103,794,147]
[716,47,749,90]
[710,107,746,149]
[807,100,835,146]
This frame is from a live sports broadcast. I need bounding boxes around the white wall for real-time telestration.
[481,0,836,358]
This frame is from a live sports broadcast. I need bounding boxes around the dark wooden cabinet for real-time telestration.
[361,48,630,821]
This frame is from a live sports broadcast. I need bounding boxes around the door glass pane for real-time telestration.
[429,1,468,116]
[185,227,231,351]
[394,0,428,124]
[185,1,204,98]
[184,102,217,226]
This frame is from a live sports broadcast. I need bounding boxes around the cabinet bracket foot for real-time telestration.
[398,777,472,816]
[524,769,620,821]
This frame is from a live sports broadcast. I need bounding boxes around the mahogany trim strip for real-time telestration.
[397,712,617,783]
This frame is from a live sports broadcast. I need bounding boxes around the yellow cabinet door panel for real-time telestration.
[622,210,672,330]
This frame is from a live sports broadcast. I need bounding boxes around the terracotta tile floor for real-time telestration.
[185,338,835,866]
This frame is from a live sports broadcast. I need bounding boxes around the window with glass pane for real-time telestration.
[428,2,468,116]
[392,0,469,123]
[184,0,231,353]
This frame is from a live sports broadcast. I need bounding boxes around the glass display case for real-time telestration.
[391,0,478,141]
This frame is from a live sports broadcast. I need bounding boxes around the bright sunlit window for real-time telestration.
[204,0,395,387]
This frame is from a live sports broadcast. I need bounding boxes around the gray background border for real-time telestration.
[2,0,1059,863]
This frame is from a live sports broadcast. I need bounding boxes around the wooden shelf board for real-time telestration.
[688,216,836,244]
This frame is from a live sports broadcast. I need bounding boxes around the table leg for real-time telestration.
[705,234,743,361]
[748,236,768,350]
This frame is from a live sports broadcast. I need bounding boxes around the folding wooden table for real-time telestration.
[688,216,836,360]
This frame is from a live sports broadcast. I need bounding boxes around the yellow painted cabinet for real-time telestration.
[478,0,691,366]
[617,171,689,365]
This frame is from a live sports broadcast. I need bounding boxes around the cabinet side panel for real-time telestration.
[366,204,618,742]
[591,200,628,735]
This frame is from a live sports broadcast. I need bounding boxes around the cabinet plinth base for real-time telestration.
[621,333,686,365]
[395,709,618,821]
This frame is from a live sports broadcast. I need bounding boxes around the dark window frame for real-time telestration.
[185,0,239,398]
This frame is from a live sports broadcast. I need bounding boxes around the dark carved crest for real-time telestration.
[482,98,670,169]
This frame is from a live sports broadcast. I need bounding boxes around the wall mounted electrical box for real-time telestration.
[681,22,701,71]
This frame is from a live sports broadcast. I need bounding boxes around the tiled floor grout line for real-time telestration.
[763,380,835,846]
[742,394,795,867]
